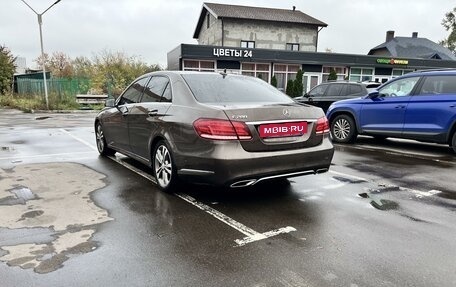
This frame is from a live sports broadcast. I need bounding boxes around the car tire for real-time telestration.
[95,123,116,156]
[451,132,456,154]
[330,114,357,143]
[153,140,178,192]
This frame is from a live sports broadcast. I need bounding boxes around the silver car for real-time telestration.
[95,71,334,192]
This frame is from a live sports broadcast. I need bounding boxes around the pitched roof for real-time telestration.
[368,37,456,61]
[194,3,327,39]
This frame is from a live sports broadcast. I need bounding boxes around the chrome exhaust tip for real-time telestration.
[315,168,329,174]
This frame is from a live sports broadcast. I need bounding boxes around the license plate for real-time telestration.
[259,122,308,138]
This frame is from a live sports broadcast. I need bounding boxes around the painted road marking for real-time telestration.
[330,170,443,199]
[60,128,98,152]
[177,193,296,247]
[61,129,296,246]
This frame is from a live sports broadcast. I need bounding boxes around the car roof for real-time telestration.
[406,68,456,76]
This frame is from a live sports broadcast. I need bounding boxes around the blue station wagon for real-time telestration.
[326,69,456,153]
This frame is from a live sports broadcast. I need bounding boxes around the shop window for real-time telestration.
[183,60,215,72]
[241,41,255,49]
[273,64,301,90]
[286,43,300,51]
[349,67,374,82]
[322,66,347,82]
[392,69,415,78]
[241,62,270,82]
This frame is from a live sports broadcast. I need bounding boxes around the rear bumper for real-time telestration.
[175,136,334,187]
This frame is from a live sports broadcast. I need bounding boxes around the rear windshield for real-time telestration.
[182,74,293,103]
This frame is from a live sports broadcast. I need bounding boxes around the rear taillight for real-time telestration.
[193,118,252,140]
[315,116,330,135]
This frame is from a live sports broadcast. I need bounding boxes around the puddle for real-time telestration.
[0,163,112,274]
[370,199,399,211]
[1,147,13,152]
[20,210,44,220]
[333,176,366,184]
[0,187,38,205]
[35,116,51,121]
[358,192,399,211]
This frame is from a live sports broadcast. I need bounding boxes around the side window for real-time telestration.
[418,76,456,95]
[161,83,172,102]
[326,84,344,97]
[308,85,327,97]
[378,76,420,97]
[118,77,148,105]
[142,76,170,103]
[349,84,362,95]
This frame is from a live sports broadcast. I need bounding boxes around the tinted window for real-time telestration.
[142,76,169,103]
[326,84,344,97]
[308,84,328,97]
[418,75,456,95]
[349,84,362,94]
[118,77,148,105]
[379,76,420,97]
[182,74,293,103]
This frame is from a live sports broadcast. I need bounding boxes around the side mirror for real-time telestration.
[105,98,115,107]
[304,93,310,98]
[367,90,380,99]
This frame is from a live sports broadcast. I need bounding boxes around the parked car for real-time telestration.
[95,71,334,191]
[326,69,456,153]
[295,81,381,112]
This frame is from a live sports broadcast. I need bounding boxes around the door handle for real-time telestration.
[395,105,405,109]
[148,109,159,116]
[450,105,455,108]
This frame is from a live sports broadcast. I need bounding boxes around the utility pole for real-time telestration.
[21,0,62,109]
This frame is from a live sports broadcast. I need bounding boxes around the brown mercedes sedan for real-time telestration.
[95,71,334,191]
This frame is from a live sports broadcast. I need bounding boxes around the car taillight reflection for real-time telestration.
[193,118,252,140]
[315,116,330,135]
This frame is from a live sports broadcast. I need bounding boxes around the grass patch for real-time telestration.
[0,93,88,112]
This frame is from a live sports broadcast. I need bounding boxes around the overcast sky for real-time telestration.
[1,0,454,69]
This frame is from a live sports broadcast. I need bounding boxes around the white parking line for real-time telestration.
[60,128,98,152]
[61,128,296,247]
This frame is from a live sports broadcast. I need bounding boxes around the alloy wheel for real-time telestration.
[333,118,351,140]
[154,144,173,188]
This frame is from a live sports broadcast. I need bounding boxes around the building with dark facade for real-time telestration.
[168,3,456,93]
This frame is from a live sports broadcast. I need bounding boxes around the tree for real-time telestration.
[72,56,93,79]
[294,69,304,97]
[0,45,16,95]
[271,75,278,87]
[440,7,456,55]
[49,52,73,78]
[328,68,338,81]
[91,50,153,96]
[285,79,294,96]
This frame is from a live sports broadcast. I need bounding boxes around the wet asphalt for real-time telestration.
[0,109,455,287]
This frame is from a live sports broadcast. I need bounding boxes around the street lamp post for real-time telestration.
[21,0,61,109]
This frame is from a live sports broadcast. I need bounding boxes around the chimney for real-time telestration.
[386,30,395,42]
[292,6,296,11]
[412,32,418,38]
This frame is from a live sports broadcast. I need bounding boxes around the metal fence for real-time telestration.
[16,78,91,96]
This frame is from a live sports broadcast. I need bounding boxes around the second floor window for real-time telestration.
[286,43,300,51]
[206,13,210,28]
[241,41,255,49]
